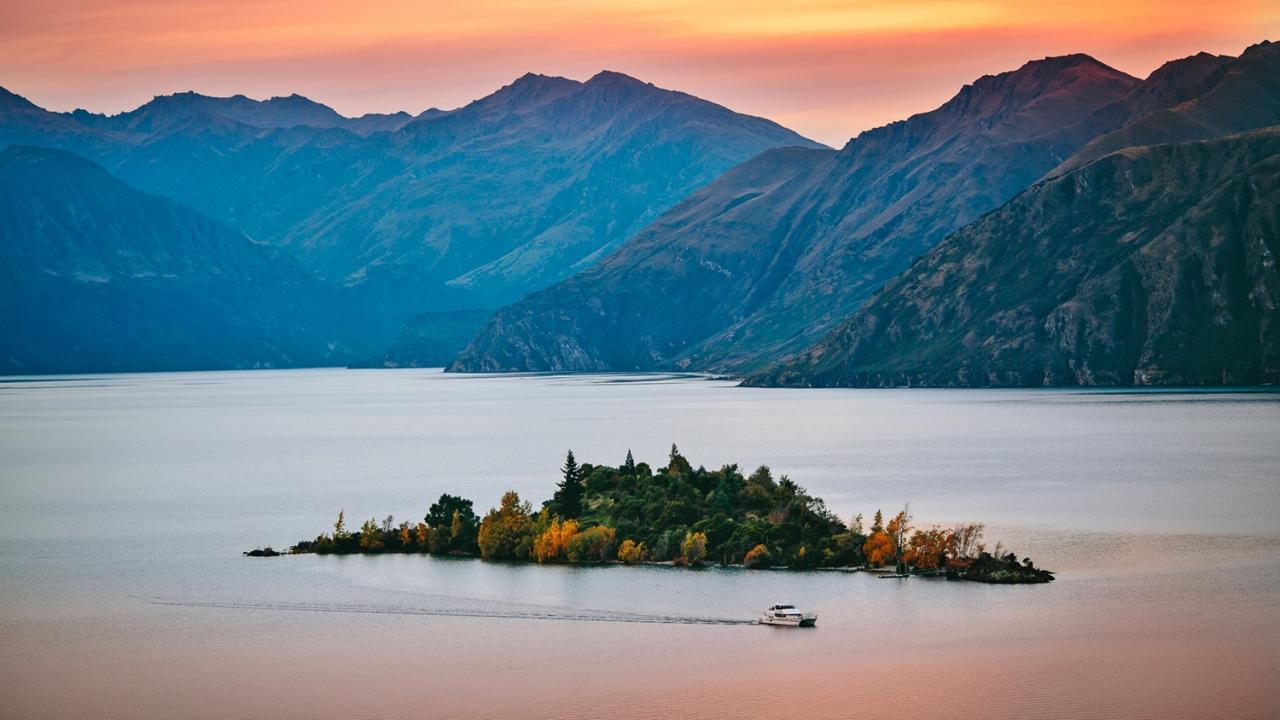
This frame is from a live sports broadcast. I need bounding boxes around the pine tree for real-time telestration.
[623,449,636,475]
[552,449,584,518]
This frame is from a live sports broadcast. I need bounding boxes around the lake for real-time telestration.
[1,369,1277,719]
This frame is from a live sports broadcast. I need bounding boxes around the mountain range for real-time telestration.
[0,73,820,373]
[453,41,1280,386]
[5,42,1277,384]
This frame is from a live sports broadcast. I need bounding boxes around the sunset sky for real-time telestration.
[3,0,1276,146]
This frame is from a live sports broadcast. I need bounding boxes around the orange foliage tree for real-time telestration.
[905,527,953,570]
[743,543,772,568]
[533,518,579,563]
[863,531,894,567]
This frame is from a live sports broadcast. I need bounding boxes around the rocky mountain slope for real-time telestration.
[748,128,1280,387]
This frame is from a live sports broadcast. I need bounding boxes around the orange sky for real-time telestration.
[2,0,1276,146]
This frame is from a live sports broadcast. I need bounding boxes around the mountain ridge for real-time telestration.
[450,53,1141,373]
[748,127,1280,387]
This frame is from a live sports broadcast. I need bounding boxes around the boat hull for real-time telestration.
[758,615,817,627]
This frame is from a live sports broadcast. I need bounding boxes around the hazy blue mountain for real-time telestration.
[356,309,497,369]
[452,55,1140,372]
[274,71,825,304]
[0,146,365,374]
[748,128,1280,387]
[2,75,821,362]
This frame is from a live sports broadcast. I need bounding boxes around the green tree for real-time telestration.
[551,450,584,518]
[333,510,348,540]
[667,444,692,476]
[425,494,478,553]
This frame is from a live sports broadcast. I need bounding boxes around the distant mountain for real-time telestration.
[0,146,363,374]
[748,128,1280,387]
[356,309,496,369]
[452,54,1140,372]
[1,75,821,363]
[276,71,824,305]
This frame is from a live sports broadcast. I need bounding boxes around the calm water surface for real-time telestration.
[1,369,1277,719]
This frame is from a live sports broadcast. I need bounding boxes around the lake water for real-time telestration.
[1,369,1278,719]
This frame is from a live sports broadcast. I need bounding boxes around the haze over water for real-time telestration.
[1,369,1277,719]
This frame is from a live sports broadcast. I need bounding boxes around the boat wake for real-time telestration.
[147,597,757,626]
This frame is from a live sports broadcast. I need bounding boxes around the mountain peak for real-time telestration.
[467,73,580,116]
[982,53,1131,89]
[585,70,649,87]
[930,52,1136,127]
[508,72,577,92]
[0,85,39,112]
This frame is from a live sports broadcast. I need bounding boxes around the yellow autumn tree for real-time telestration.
[359,517,384,550]
[477,490,535,560]
[567,525,616,563]
[681,531,708,565]
[617,539,647,564]
[415,522,429,550]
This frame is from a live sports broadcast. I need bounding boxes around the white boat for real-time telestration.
[758,604,817,627]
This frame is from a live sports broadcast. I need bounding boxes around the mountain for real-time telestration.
[275,71,825,304]
[748,128,1280,387]
[357,309,497,369]
[1,74,821,362]
[451,54,1140,372]
[0,146,363,374]
[1053,41,1280,174]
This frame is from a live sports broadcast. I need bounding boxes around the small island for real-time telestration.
[279,446,1052,583]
